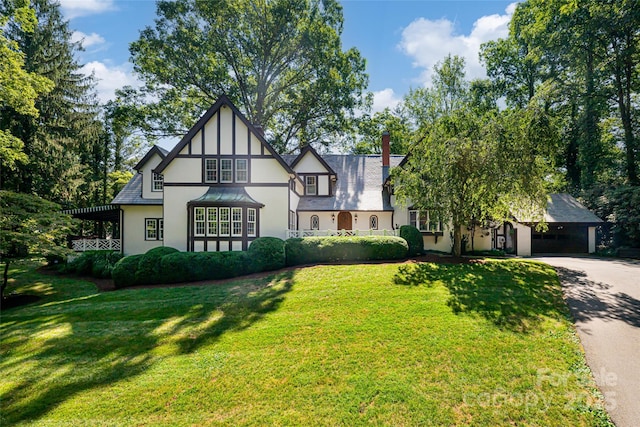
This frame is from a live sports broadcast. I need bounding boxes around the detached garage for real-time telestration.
[528,194,603,254]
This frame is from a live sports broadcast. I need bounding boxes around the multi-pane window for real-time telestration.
[305,176,317,195]
[145,218,163,240]
[205,158,218,183]
[219,208,230,236]
[235,159,248,183]
[194,207,206,236]
[310,215,320,230]
[409,210,442,232]
[289,210,296,230]
[220,159,233,183]
[369,215,378,230]
[247,208,256,237]
[152,173,163,191]
[232,208,243,236]
[207,208,218,236]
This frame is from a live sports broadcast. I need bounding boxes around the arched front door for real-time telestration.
[337,211,352,230]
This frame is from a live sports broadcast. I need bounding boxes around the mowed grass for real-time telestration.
[1,259,612,426]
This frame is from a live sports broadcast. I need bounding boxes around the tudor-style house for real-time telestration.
[107,96,602,257]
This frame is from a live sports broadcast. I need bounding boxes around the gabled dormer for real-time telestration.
[290,145,337,196]
[134,145,168,200]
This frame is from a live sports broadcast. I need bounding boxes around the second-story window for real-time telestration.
[236,159,248,183]
[305,176,317,195]
[220,159,233,183]
[152,173,163,191]
[205,158,218,183]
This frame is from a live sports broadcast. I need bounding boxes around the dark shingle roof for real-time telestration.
[285,154,404,211]
[111,173,162,205]
[543,193,603,224]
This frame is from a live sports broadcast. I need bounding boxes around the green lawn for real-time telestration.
[1,259,612,426]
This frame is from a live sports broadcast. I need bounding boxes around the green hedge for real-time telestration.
[112,254,144,288]
[285,236,408,266]
[135,246,179,285]
[63,250,124,279]
[400,225,424,257]
[247,237,286,272]
[159,251,252,284]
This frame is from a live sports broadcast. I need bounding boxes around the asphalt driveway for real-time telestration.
[533,256,640,427]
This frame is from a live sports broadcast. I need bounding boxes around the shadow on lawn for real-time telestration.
[0,270,294,425]
[394,261,567,332]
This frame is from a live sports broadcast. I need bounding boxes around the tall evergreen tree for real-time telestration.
[0,0,102,207]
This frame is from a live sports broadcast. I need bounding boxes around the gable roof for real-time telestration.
[111,173,162,206]
[282,154,404,211]
[290,145,337,175]
[542,193,603,224]
[154,95,294,175]
[133,145,168,172]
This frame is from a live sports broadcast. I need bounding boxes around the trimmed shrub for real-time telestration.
[64,250,123,279]
[160,251,251,284]
[112,254,144,288]
[285,236,408,266]
[135,246,179,285]
[248,237,286,272]
[400,225,424,257]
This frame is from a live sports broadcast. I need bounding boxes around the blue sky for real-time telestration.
[61,0,516,111]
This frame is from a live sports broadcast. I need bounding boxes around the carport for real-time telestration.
[528,194,603,254]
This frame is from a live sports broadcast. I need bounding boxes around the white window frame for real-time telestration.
[220,159,233,183]
[219,207,230,236]
[152,173,163,191]
[158,219,164,240]
[369,215,378,230]
[205,158,218,183]
[194,207,206,237]
[289,210,296,230]
[247,208,256,237]
[310,215,320,230]
[409,210,442,233]
[231,207,243,237]
[206,207,218,237]
[145,218,158,240]
[235,159,248,183]
[305,176,317,195]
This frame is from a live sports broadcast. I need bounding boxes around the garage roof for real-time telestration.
[542,193,603,224]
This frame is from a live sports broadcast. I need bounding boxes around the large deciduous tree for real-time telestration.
[124,0,368,153]
[0,0,103,207]
[393,56,555,256]
[0,190,74,300]
[0,0,53,171]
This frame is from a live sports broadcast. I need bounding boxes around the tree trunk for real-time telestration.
[452,224,462,257]
[2,260,10,300]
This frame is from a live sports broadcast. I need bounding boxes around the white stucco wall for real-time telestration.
[247,187,290,239]
[515,223,532,256]
[162,158,202,183]
[139,153,164,200]
[122,205,163,255]
[251,158,291,183]
[588,226,596,253]
[293,151,328,173]
[163,186,207,251]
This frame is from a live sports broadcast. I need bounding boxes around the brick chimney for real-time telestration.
[382,131,390,183]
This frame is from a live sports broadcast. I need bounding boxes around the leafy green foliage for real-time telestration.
[123,0,368,152]
[111,255,143,289]
[134,246,179,285]
[394,56,554,256]
[160,251,252,284]
[0,190,74,297]
[63,250,123,279]
[247,237,286,272]
[284,236,408,266]
[399,225,424,257]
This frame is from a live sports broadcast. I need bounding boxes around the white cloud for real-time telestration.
[79,61,141,104]
[59,0,116,19]
[71,31,105,48]
[398,3,516,86]
[372,88,401,113]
